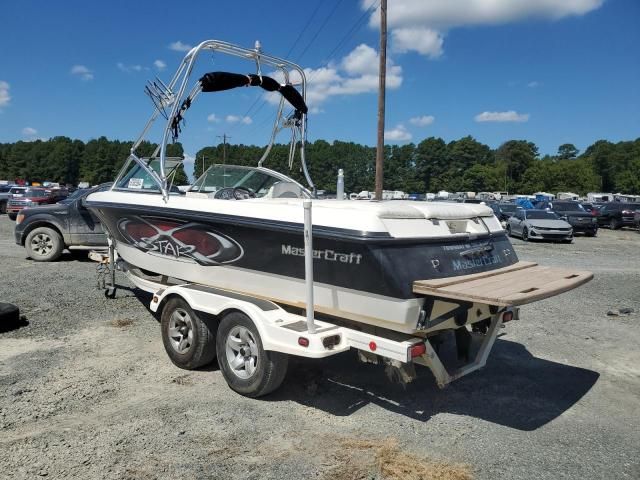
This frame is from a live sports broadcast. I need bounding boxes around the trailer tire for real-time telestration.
[0,303,20,332]
[216,311,288,398]
[161,297,217,370]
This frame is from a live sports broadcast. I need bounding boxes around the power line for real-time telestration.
[227,1,326,139]
[285,0,324,59]
[321,0,380,65]
[241,0,380,144]
[295,0,346,64]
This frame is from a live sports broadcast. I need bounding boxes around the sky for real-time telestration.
[0,0,638,178]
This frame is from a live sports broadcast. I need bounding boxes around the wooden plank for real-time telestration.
[499,270,593,306]
[446,267,555,298]
[413,260,537,290]
[412,265,593,307]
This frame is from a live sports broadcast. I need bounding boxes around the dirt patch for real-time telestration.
[111,318,134,328]
[171,374,194,386]
[323,438,473,480]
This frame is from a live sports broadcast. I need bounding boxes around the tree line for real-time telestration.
[1,135,638,195]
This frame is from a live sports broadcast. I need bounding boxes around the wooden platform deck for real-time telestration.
[413,261,593,307]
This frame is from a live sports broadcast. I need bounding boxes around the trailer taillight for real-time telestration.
[409,342,426,358]
[298,337,309,347]
[369,341,377,351]
[503,311,514,323]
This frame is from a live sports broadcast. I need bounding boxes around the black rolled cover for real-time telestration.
[199,72,249,92]
[279,84,307,114]
[199,71,308,114]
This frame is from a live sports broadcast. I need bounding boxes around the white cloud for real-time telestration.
[207,113,221,123]
[392,27,444,58]
[0,81,10,108]
[154,60,167,71]
[70,65,94,81]
[474,110,530,123]
[341,44,379,76]
[385,124,412,141]
[363,0,603,58]
[409,115,435,127]
[117,62,144,73]
[169,41,193,52]
[527,81,540,88]
[266,44,403,110]
[226,115,252,125]
[22,127,37,136]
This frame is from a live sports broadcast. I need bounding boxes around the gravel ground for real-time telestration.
[1,215,639,479]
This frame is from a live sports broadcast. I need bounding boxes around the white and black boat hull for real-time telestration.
[88,198,519,333]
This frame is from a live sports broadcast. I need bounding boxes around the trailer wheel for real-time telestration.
[25,227,63,262]
[161,297,217,370]
[216,311,288,398]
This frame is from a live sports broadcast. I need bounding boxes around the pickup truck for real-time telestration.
[6,187,68,220]
[14,184,110,261]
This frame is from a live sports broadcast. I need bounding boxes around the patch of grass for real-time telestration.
[334,438,473,480]
[111,318,134,328]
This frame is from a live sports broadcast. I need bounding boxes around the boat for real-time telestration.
[86,40,591,336]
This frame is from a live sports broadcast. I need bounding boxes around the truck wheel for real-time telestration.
[25,227,63,262]
[609,219,620,230]
[161,297,217,370]
[8,213,17,221]
[216,311,288,398]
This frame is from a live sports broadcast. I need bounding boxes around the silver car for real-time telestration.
[506,209,573,243]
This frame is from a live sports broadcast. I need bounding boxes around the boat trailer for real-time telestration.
[92,199,592,397]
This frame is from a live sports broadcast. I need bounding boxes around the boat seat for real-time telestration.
[268,181,303,199]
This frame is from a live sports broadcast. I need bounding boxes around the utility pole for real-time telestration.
[374,0,387,201]
[217,134,231,164]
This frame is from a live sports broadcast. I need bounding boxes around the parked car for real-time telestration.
[506,209,573,243]
[7,186,28,198]
[13,184,111,261]
[6,188,68,220]
[490,203,523,223]
[535,200,598,237]
[0,184,14,214]
[595,202,640,229]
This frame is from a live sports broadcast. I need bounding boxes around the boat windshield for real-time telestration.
[189,165,305,198]
[115,158,183,192]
